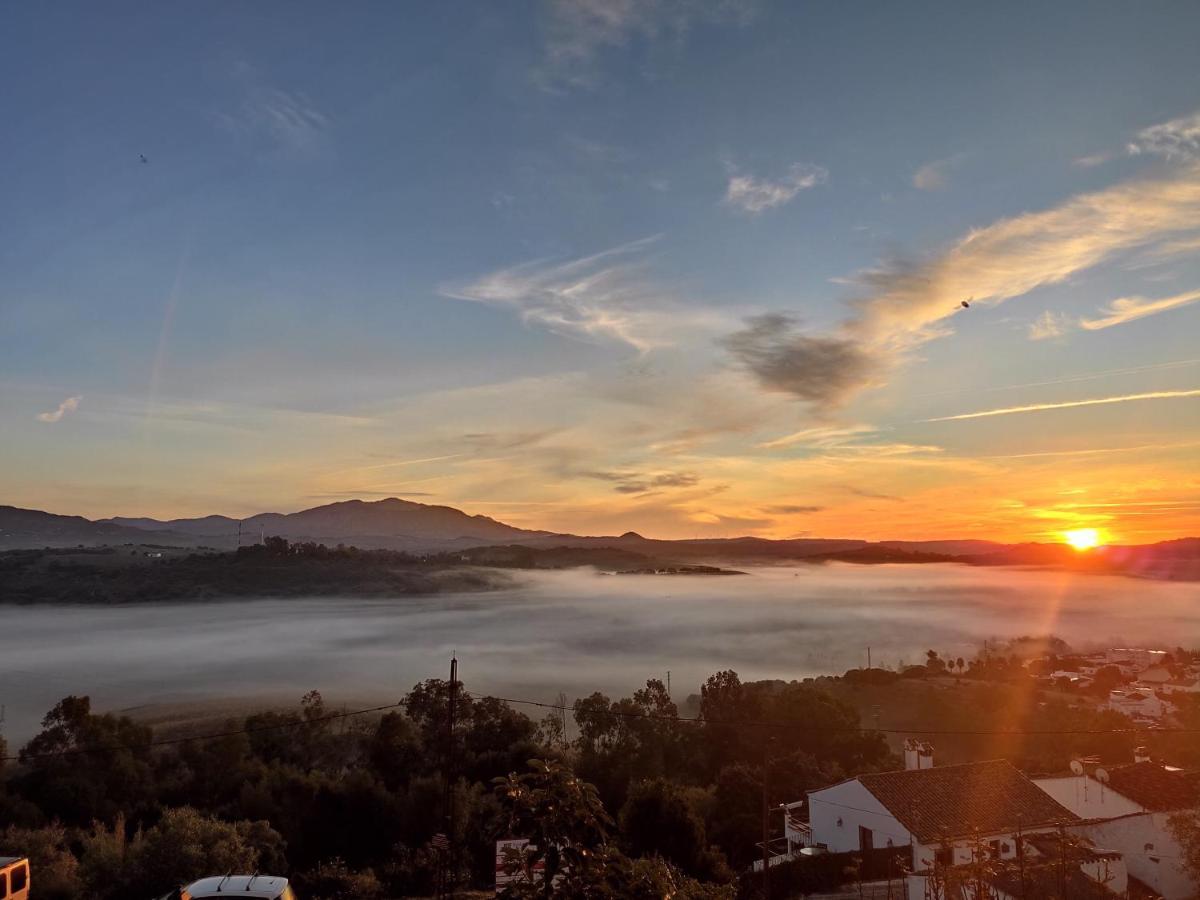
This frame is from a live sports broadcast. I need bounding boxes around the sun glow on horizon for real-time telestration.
[1063,528,1103,551]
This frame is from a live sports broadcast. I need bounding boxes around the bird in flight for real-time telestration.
[959,298,971,309]
[139,154,149,164]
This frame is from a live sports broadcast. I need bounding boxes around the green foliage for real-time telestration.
[0,823,81,900]
[619,778,731,882]
[1169,810,1200,885]
[494,759,733,899]
[77,807,285,900]
[292,857,384,899]
[18,696,155,825]
[0,670,912,896]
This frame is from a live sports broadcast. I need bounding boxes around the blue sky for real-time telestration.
[3,1,1200,541]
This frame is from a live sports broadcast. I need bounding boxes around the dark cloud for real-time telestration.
[763,504,824,514]
[720,314,878,410]
[596,470,701,495]
[840,485,905,502]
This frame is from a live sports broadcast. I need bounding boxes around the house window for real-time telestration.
[935,847,953,867]
[10,864,25,891]
[0,870,8,896]
[859,826,874,851]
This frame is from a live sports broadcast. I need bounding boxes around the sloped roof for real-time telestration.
[857,760,1079,843]
[1103,762,1200,812]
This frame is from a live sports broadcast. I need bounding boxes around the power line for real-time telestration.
[4,685,1197,764]
[463,691,1200,738]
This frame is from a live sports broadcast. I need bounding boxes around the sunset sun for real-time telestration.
[1063,528,1102,551]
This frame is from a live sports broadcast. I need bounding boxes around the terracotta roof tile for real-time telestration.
[857,760,1079,843]
[1103,762,1200,812]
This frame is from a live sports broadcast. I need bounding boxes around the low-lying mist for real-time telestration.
[1,563,1196,743]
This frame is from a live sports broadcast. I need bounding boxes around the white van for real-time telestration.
[173,875,295,899]
[0,857,30,900]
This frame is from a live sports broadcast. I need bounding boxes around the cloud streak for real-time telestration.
[912,156,960,191]
[443,236,726,352]
[1079,288,1200,330]
[36,395,82,423]
[723,162,1200,411]
[1128,110,1200,161]
[926,388,1200,422]
[538,0,753,90]
[1027,310,1070,341]
[724,162,827,213]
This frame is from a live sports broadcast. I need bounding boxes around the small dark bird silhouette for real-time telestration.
[139,154,149,164]
[960,299,971,309]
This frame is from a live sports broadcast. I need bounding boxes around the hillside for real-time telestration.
[3,498,1198,578]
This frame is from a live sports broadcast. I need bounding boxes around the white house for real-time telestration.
[1108,688,1167,720]
[1035,760,1200,900]
[1107,649,1168,669]
[807,758,1080,872]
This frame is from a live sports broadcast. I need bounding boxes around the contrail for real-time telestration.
[926,388,1200,422]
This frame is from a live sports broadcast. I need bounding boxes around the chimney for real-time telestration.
[1133,746,1151,764]
[904,739,935,770]
[918,741,935,769]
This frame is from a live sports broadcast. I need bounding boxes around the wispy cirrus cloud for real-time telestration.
[757,424,877,450]
[1027,310,1071,341]
[926,388,1200,422]
[537,0,754,90]
[442,236,727,352]
[217,62,329,154]
[1128,110,1200,161]
[912,155,961,190]
[36,395,82,423]
[1079,288,1200,331]
[723,162,1200,412]
[724,162,828,213]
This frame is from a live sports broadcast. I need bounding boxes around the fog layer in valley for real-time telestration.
[1,563,1197,743]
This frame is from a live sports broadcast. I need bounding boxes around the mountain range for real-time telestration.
[1,498,1197,578]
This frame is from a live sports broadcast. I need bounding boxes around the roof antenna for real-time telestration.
[246,871,259,891]
[216,870,232,892]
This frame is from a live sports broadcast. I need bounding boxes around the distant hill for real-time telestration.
[104,514,242,536]
[102,498,542,547]
[2,499,1197,578]
[0,506,172,549]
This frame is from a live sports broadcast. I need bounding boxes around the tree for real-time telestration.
[80,807,286,899]
[494,760,732,899]
[0,823,82,900]
[1169,810,1200,886]
[18,696,155,825]
[293,857,384,899]
[619,779,730,882]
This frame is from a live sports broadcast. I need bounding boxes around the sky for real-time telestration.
[2,1,1200,543]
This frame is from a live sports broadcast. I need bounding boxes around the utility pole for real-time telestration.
[762,736,776,899]
[666,670,671,697]
[443,655,459,899]
[867,646,872,669]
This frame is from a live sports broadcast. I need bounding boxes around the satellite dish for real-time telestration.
[1069,760,1084,775]
[1095,767,1110,784]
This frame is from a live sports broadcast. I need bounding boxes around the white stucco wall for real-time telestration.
[1034,776,1145,819]
[1076,813,1196,900]
[807,780,912,854]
